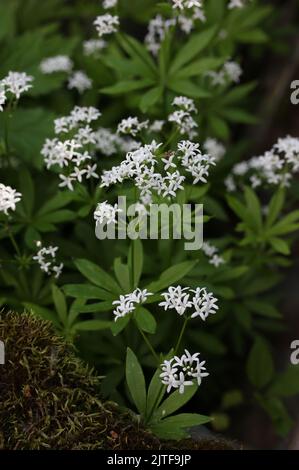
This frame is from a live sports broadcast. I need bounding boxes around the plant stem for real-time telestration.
[136,321,159,363]
[174,317,189,354]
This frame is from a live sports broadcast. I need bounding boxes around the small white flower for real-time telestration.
[33,244,63,278]
[40,55,73,74]
[94,201,122,226]
[94,14,119,37]
[160,349,208,394]
[172,96,197,113]
[228,0,250,9]
[0,86,6,111]
[0,183,22,214]
[58,174,75,191]
[190,287,219,320]
[85,163,99,179]
[1,71,33,99]
[68,71,92,93]
[103,0,117,8]
[209,254,225,267]
[203,138,226,161]
[117,116,149,137]
[172,0,202,10]
[83,39,107,56]
[113,288,153,321]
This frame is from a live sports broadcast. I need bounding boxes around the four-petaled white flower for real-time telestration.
[33,243,64,278]
[40,55,73,74]
[0,183,22,214]
[94,201,122,226]
[1,71,33,99]
[68,71,92,94]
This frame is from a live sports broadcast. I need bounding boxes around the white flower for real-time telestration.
[1,71,33,99]
[33,243,63,278]
[68,71,92,93]
[159,286,192,315]
[70,167,87,182]
[168,110,198,139]
[0,86,6,111]
[113,288,153,321]
[150,120,165,133]
[94,201,122,226]
[94,14,119,37]
[145,15,176,56]
[203,138,225,161]
[190,287,219,320]
[202,241,218,257]
[209,254,225,267]
[172,96,197,113]
[58,174,75,191]
[40,55,73,74]
[83,39,107,56]
[228,0,250,8]
[177,140,216,184]
[223,61,242,83]
[103,0,117,8]
[160,349,208,394]
[85,163,99,179]
[117,116,149,137]
[172,0,202,10]
[0,183,22,214]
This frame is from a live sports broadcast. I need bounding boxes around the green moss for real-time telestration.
[0,312,238,450]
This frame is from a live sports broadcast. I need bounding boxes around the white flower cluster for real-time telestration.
[159,285,218,320]
[203,138,226,162]
[0,183,22,214]
[225,136,299,191]
[145,11,205,55]
[68,70,92,94]
[83,39,107,56]
[117,116,149,137]
[169,96,198,139]
[41,106,101,190]
[172,0,202,10]
[101,139,215,202]
[94,201,122,226]
[94,127,140,156]
[0,71,33,107]
[94,14,119,37]
[228,0,251,8]
[103,0,118,8]
[40,55,73,74]
[33,242,63,278]
[113,288,153,321]
[160,350,209,394]
[202,242,225,267]
[206,61,242,86]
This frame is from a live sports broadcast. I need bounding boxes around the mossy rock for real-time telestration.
[0,312,238,450]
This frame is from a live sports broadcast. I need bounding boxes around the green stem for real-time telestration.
[6,224,21,257]
[135,321,159,363]
[174,317,189,354]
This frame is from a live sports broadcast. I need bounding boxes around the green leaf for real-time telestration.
[101,78,154,95]
[168,78,210,98]
[118,34,157,76]
[245,300,282,319]
[236,29,268,44]
[74,320,112,331]
[135,307,156,334]
[23,302,60,329]
[269,366,299,397]
[19,169,34,216]
[176,57,225,79]
[126,347,147,415]
[113,258,131,292]
[52,285,67,326]
[128,239,143,288]
[146,260,197,293]
[244,186,262,231]
[63,284,115,301]
[37,192,74,216]
[146,369,165,420]
[246,337,274,389]
[170,26,217,74]
[111,315,130,336]
[155,384,198,420]
[150,413,210,440]
[139,86,162,112]
[74,259,121,294]
[266,189,285,228]
[269,237,290,255]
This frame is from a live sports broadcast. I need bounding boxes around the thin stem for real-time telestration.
[135,321,159,363]
[174,317,189,354]
[6,224,21,257]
